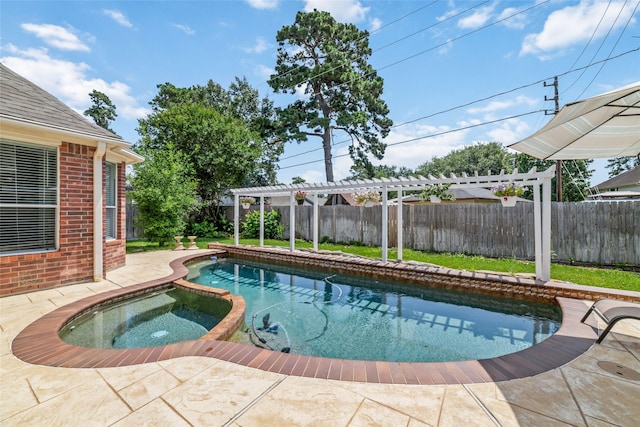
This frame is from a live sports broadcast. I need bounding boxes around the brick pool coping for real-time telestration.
[11,247,638,384]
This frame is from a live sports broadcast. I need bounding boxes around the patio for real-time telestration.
[1,250,639,426]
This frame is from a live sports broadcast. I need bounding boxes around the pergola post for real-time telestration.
[542,177,552,281]
[382,186,388,262]
[533,183,542,280]
[313,192,319,252]
[234,193,239,246]
[289,192,295,252]
[397,187,403,262]
[259,196,264,248]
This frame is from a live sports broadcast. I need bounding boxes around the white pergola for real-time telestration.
[231,166,556,281]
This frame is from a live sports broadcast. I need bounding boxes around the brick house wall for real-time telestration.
[0,142,128,295]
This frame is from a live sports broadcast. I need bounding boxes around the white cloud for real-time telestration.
[497,7,527,30]
[467,95,537,116]
[457,5,495,29]
[520,1,636,57]
[304,0,369,23]
[21,23,90,52]
[369,18,382,32]
[0,45,149,122]
[172,24,195,35]
[485,118,532,145]
[379,123,470,170]
[246,0,279,10]
[255,64,274,80]
[243,37,270,53]
[102,9,133,28]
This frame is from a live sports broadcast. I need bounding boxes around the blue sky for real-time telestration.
[2,0,638,186]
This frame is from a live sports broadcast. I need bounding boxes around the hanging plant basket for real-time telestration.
[429,195,442,203]
[240,197,254,209]
[500,196,518,207]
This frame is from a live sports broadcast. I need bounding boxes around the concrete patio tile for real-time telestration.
[472,391,580,427]
[0,333,11,357]
[438,385,495,427]
[235,375,364,427]
[85,281,123,294]
[111,398,191,427]
[24,289,65,304]
[161,361,283,426]
[348,398,410,427]
[472,369,584,425]
[0,376,38,421]
[407,418,435,427]
[564,342,640,381]
[584,415,619,426]
[562,365,640,427]
[0,300,56,334]
[157,355,219,381]
[98,362,163,391]
[3,379,131,426]
[117,367,182,410]
[334,380,446,424]
[26,366,104,403]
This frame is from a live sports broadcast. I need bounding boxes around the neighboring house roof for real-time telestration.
[587,190,640,199]
[0,63,142,164]
[593,166,640,191]
[389,187,520,204]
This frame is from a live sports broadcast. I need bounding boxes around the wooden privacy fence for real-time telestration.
[127,201,639,266]
[273,201,639,266]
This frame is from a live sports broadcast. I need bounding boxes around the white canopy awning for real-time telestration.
[509,82,640,160]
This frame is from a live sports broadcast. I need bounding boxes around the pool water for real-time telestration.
[59,287,231,349]
[187,257,562,362]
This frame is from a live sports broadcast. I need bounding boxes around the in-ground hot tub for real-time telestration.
[59,286,232,349]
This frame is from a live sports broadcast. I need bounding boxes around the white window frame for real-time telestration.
[105,161,117,240]
[0,139,59,255]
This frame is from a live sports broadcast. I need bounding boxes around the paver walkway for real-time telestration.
[1,250,639,426]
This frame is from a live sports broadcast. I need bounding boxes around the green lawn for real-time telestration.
[126,237,640,292]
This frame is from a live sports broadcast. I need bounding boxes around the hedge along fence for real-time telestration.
[271,201,639,266]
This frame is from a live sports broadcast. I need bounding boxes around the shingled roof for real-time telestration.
[594,166,640,191]
[0,63,125,143]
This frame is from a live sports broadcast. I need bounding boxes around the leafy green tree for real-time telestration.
[415,142,513,177]
[268,10,393,182]
[130,144,198,246]
[83,90,118,134]
[137,103,262,207]
[143,78,283,189]
[606,156,639,177]
[515,155,593,202]
[291,176,306,184]
[347,164,414,180]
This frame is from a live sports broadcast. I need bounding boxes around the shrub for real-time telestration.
[241,209,284,239]
[188,220,220,238]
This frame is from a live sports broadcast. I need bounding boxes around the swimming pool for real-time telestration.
[186,256,561,362]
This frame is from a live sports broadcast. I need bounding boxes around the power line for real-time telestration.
[278,45,640,163]
[373,1,490,53]
[279,110,544,170]
[266,1,443,92]
[575,0,640,99]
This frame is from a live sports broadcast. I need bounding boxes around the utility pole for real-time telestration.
[544,76,562,201]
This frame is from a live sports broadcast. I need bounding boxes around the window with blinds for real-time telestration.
[0,140,58,255]
[105,162,116,240]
